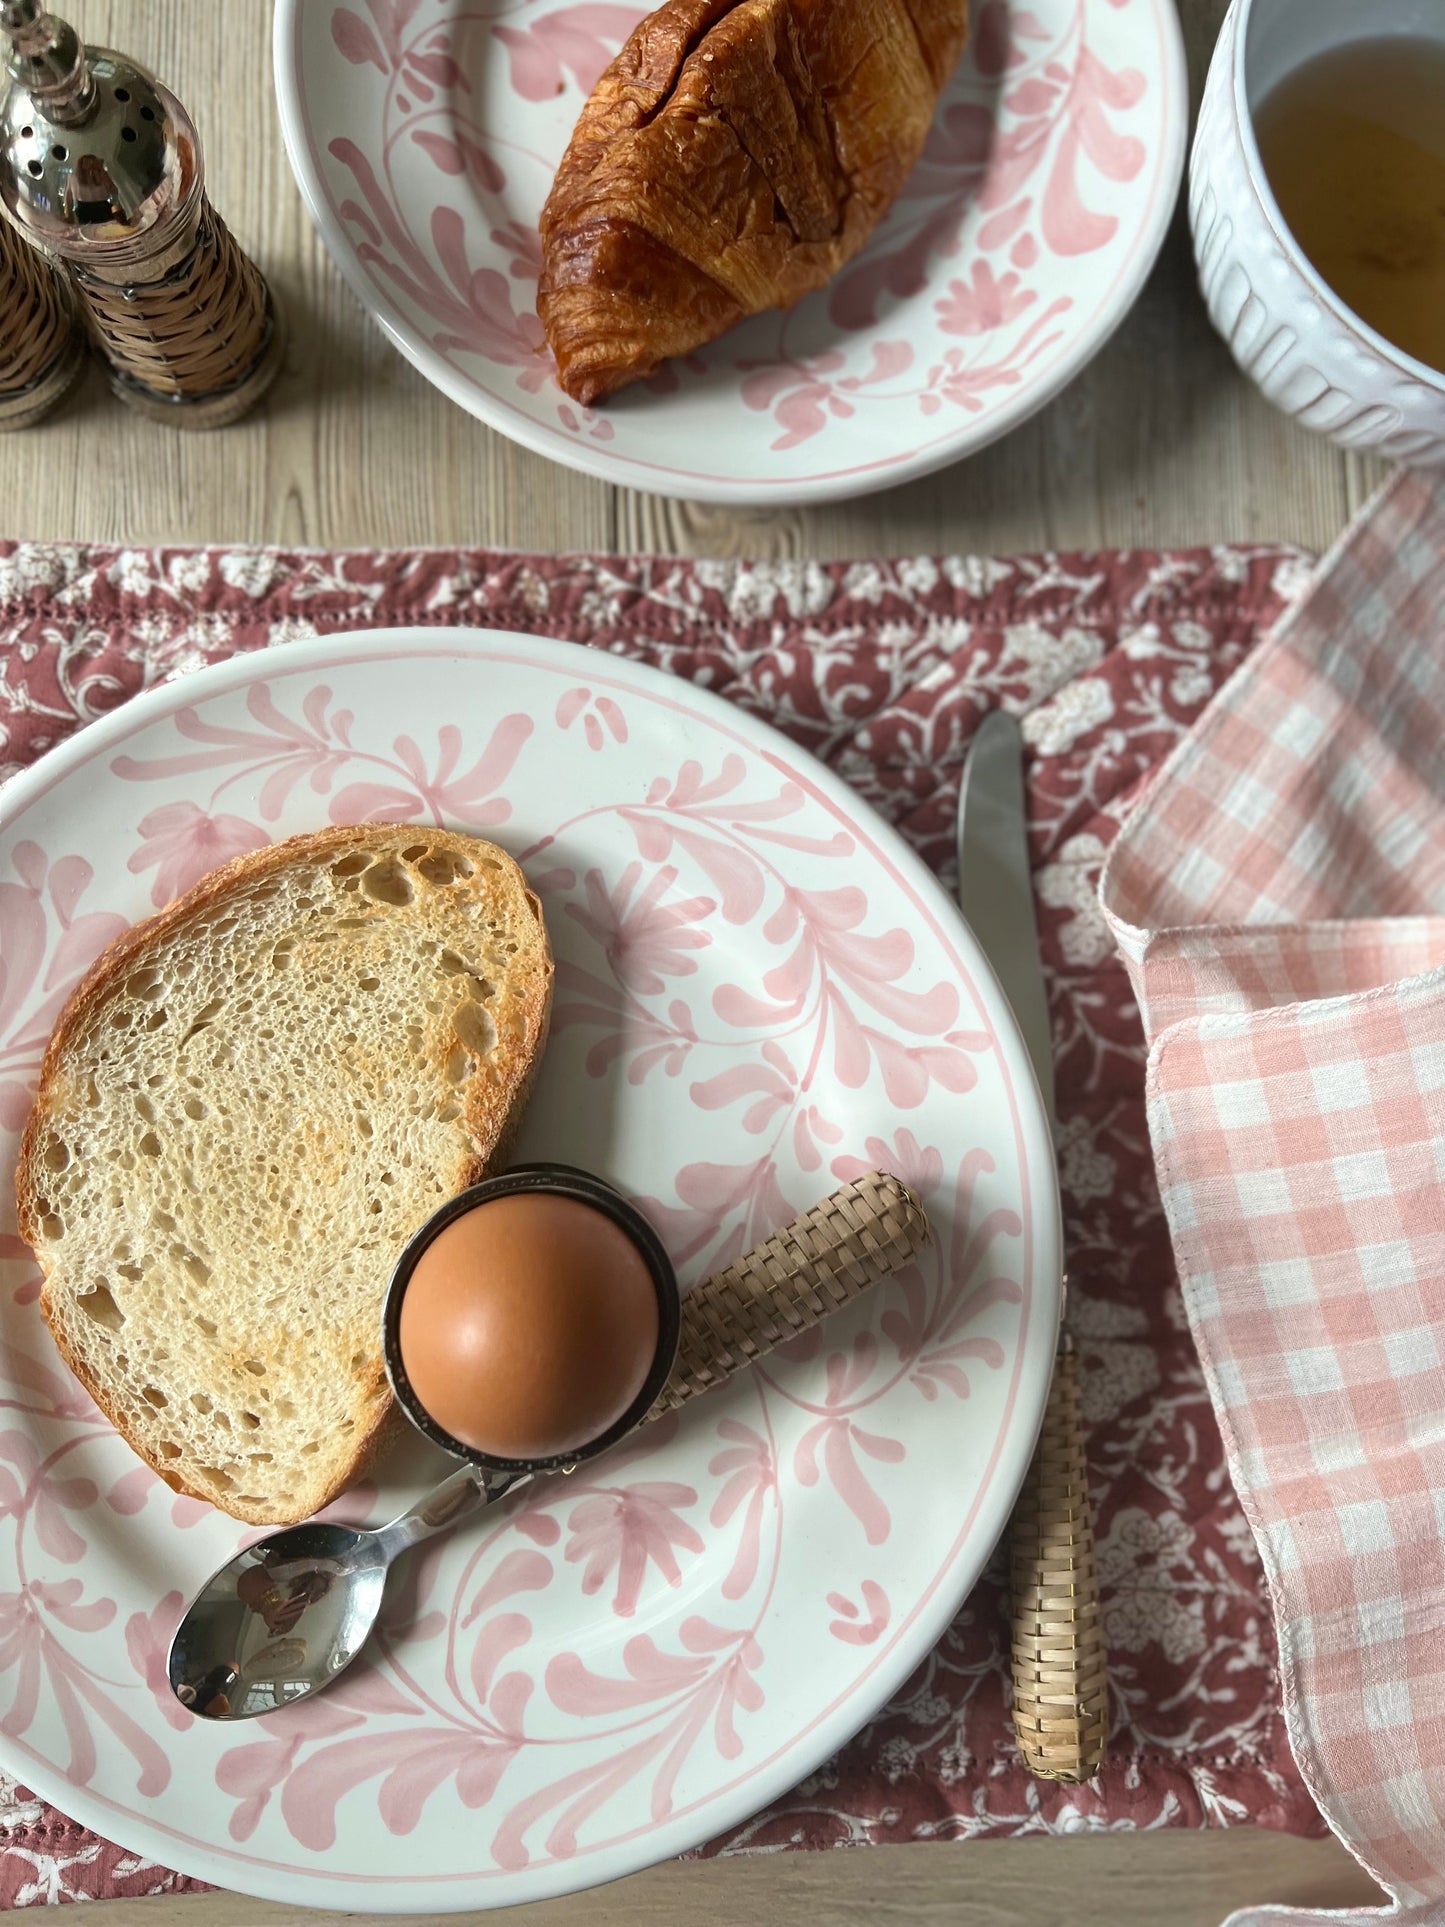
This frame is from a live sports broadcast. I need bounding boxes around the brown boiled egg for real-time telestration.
[397,1193,661,1460]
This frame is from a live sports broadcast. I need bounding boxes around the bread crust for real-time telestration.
[16,824,553,1525]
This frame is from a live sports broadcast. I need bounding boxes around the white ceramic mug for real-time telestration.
[1189,0,1445,462]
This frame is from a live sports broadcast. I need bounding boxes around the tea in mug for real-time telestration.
[1254,36,1445,373]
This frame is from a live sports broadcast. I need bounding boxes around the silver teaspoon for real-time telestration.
[167,1172,930,1723]
[167,1465,524,1721]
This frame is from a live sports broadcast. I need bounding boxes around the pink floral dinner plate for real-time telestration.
[272,0,1186,505]
[0,631,1060,1910]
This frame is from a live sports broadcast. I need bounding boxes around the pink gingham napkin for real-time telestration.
[1101,468,1445,1927]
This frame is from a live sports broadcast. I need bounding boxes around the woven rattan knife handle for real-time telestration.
[1009,1346,1108,1781]
[653,1170,930,1412]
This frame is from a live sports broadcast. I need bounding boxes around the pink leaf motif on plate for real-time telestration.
[0,1342,98,1425]
[410,129,504,196]
[739,350,848,450]
[333,4,460,92]
[429,208,549,372]
[740,345,906,452]
[833,4,1143,341]
[468,1613,533,1707]
[111,683,354,817]
[330,7,388,73]
[978,196,1032,252]
[840,338,914,389]
[126,801,269,909]
[0,845,127,1131]
[456,1545,552,1706]
[832,1127,945,1202]
[564,862,714,996]
[0,1582,169,1797]
[492,6,641,102]
[709,1420,776,1600]
[691,1038,796,1137]
[564,1479,704,1618]
[555,400,616,442]
[547,1632,709,1717]
[1042,49,1146,256]
[550,958,698,1084]
[492,218,544,283]
[496,1619,762,1865]
[793,1102,844,1172]
[461,1547,553,1628]
[361,1,423,66]
[827,1580,889,1645]
[873,1145,1023,1399]
[0,1429,96,1563]
[712,884,985,1106]
[276,1729,518,1849]
[216,1696,368,1842]
[125,1592,191,1732]
[640,1154,794,1275]
[328,142,549,388]
[394,44,468,106]
[624,816,764,927]
[555,687,627,749]
[920,296,1072,416]
[0,1237,41,1309]
[491,1726,668,1872]
[622,758,850,925]
[794,1345,905,1545]
[106,1468,156,1517]
[328,713,533,828]
[936,259,1037,335]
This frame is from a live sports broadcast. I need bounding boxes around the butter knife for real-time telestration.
[956,709,1108,1783]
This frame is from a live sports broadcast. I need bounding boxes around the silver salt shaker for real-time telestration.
[0,0,283,427]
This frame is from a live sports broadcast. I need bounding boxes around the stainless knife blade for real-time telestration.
[955,709,1055,1123]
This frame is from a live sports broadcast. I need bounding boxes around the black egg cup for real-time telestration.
[382,1163,681,1476]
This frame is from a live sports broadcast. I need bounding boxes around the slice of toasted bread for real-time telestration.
[17,825,552,1526]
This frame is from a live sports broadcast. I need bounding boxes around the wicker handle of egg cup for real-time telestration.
[651,1170,930,1414]
[1008,1343,1108,1783]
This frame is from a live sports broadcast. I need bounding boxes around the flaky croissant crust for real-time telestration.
[538,0,970,404]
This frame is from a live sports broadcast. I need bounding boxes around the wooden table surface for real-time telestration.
[1,1,1390,1918]
[7,0,1389,560]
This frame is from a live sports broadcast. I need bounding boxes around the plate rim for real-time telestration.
[271,0,1188,508]
[0,628,1062,1911]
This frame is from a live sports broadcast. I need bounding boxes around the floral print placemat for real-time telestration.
[0,538,1323,1903]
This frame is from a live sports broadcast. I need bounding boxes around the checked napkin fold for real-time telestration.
[1102,467,1445,1927]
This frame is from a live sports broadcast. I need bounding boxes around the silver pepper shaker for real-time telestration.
[0,0,283,427]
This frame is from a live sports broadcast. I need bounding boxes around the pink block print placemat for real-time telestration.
[0,538,1322,1904]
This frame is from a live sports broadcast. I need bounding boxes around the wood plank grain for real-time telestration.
[0,0,1376,558]
[47,1832,1382,1927]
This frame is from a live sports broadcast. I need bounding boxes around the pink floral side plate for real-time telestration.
[273,0,1186,504]
[0,631,1060,1911]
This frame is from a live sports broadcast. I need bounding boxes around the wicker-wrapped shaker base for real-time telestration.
[653,1171,930,1413]
[0,220,85,429]
[70,202,283,429]
[1009,1346,1108,1782]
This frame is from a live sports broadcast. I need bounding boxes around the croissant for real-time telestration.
[537,0,970,405]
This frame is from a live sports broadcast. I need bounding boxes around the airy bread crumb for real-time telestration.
[16,825,553,1526]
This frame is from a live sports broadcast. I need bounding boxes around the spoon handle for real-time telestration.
[373,1464,527,1561]
[654,1170,929,1410]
